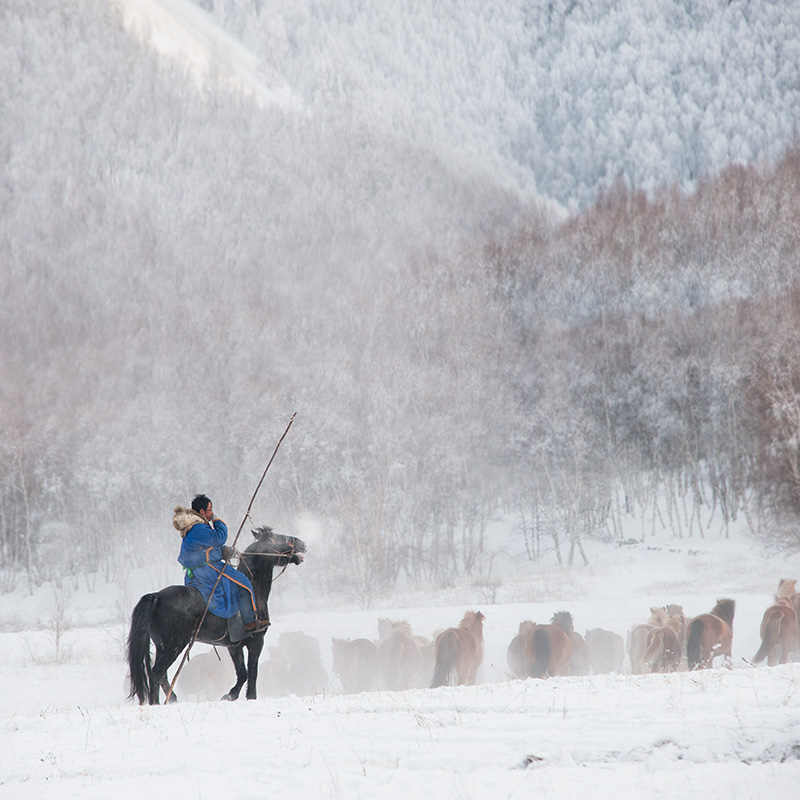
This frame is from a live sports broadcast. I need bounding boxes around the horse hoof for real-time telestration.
[221,692,238,702]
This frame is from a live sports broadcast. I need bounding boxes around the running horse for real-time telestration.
[584,628,625,674]
[641,613,684,673]
[127,526,306,704]
[751,603,799,666]
[627,606,668,674]
[430,610,485,687]
[507,620,572,679]
[331,637,379,693]
[686,598,735,670]
[377,623,424,691]
[551,611,590,676]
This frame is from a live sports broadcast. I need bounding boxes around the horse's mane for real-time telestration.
[518,620,535,633]
[664,615,682,633]
[665,605,685,631]
[710,598,736,628]
[551,611,574,634]
[776,578,796,601]
[458,610,485,631]
[648,606,668,625]
[379,619,413,637]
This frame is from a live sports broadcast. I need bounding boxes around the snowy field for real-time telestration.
[2,518,800,799]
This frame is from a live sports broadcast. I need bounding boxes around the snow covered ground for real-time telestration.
[2,518,799,798]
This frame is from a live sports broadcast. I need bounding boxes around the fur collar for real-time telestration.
[172,505,207,538]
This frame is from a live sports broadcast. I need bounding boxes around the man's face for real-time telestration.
[198,503,213,522]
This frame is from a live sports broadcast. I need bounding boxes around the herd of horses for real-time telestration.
[327,578,798,693]
[127,541,800,704]
[501,578,799,681]
[329,614,484,693]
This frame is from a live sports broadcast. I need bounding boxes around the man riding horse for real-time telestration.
[173,494,269,634]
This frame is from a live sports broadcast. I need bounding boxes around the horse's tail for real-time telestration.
[527,627,551,678]
[751,610,780,665]
[127,593,158,704]
[430,631,457,688]
[686,618,704,670]
[641,628,663,673]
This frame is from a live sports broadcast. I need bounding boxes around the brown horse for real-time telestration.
[508,620,572,679]
[751,604,799,666]
[331,637,378,693]
[507,621,534,679]
[551,611,590,676]
[377,618,432,688]
[686,598,735,670]
[641,614,683,673]
[430,611,485,687]
[584,628,625,674]
[271,631,329,696]
[377,626,423,691]
[627,607,669,674]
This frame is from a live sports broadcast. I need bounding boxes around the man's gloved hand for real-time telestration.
[222,546,237,561]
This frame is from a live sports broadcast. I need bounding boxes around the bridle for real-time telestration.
[237,538,299,582]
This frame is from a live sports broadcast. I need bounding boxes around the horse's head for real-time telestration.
[551,610,574,634]
[666,604,685,631]
[458,610,485,637]
[711,597,736,628]
[249,525,307,563]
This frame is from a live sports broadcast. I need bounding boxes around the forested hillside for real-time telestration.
[199,0,800,208]
[1,0,799,601]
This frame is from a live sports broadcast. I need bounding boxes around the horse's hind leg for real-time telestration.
[151,644,184,704]
[222,644,248,701]
[159,675,178,703]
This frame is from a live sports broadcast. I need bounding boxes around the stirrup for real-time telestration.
[244,619,270,632]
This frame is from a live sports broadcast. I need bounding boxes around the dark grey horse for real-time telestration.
[127,526,305,704]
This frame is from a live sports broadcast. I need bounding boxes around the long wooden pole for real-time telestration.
[163,412,297,703]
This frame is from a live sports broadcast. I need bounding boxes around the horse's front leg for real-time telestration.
[222,644,248,701]
[245,633,266,700]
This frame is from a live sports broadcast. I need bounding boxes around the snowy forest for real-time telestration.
[2,0,800,602]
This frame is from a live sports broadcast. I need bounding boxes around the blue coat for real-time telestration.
[177,518,255,619]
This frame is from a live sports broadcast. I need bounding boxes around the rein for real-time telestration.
[237,551,292,583]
